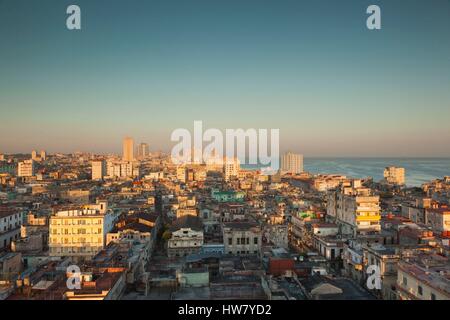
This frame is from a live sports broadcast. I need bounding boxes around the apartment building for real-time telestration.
[281,152,303,174]
[91,159,106,180]
[106,160,140,179]
[327,180,381,237]
[49,200,117,261]
[384,166,405,186]
[224,157,240,182]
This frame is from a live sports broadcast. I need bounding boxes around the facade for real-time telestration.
[384,166,405,186]
[224,157,240,181]
[223,221,262,256]
[91,160,106,180]
[168,215,204,258]
[327,180,381,237]
[49,201,117,261]
[0,209,24,250]
[396,256,450,300]
[425,207,450,233]
[18,159,35,177]
[176,166,186,182]
[122,137,134,162]
[281,152,303,174]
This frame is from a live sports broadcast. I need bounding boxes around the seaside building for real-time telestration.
[224,157,240,181]
[281,152,303,174]
[384,166,405,186]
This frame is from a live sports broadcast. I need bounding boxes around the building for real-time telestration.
[137,143,149,159]
[425,207,450,233]
[384,166,405,186]
[106,160,140,179]
[91,160,106,180]
[0,209,24,250]
[49,201,118,262]
[396,254,450,300]
[122,137,134,162]
[168,215,204,258]
[281,152,303,174]
[211,190,245,203]
[176,166,186,183]
[327,180,381,237]
[224,157,240,181]
[223,221,262,256]
[18,159,35,177]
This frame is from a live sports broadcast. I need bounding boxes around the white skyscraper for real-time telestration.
[281,152,303,174]
[122,137,134,161]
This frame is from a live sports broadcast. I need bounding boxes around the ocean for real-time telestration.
[243,158,450,187]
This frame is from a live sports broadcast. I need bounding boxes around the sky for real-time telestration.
[0,0,449,156]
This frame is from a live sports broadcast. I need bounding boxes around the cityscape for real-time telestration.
[1,0,450,305]
[0,140,449,300]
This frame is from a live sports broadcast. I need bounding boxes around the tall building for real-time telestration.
[224,157,240,181]
[91,159,106,180]
[40,150,46,161]
[281,152,303,174]
[49,200,117,262]
[31,150,38,161]
[137,142,149,159]
[18,159,35,177]
[326,180,381,237]
[384,166,405,186]
[122,137,134,161]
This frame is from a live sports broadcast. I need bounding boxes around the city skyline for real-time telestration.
[1,0,450,156]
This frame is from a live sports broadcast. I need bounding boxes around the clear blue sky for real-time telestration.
[1,0,449,156]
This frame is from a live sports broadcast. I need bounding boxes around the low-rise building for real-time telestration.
[223,221,262,256]
[168,215,204,258]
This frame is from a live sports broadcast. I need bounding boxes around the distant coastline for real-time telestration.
[242,157,450,187]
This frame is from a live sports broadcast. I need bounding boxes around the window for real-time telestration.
[228,238,232,245]
[237,238,240,245]
[418,285,423,295]
[402,276,407,286]
[431,293,436,300]
[254,237,258,245]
